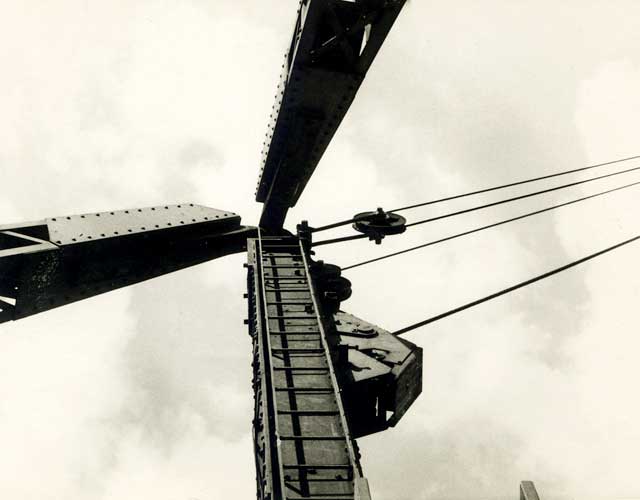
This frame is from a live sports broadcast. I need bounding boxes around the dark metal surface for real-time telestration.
[257,0,407,229]
[246,235,370,500]
[520,481,541,500]
[352,209,407,243]
[0,204,256,323]
[333,311,422,437]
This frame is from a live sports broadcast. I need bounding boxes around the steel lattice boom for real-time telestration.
[245,234,422,499]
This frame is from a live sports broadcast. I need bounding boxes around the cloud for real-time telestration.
[2,2,640,500]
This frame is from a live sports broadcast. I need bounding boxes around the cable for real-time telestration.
[342,179,640,270]
[393,232,640,336]
[312,233,368,247]
[405,163,640,228]
[309,154,640,235]
[312,168,640,249]
[312,217,359,233]
[391,154,640,212]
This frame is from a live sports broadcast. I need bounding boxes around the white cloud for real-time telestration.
[2,2,640,500]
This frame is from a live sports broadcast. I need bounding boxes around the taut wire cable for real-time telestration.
[342,179,640,270]
[393,232,640,336]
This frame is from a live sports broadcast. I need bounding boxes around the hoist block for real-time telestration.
[332,311,422,438]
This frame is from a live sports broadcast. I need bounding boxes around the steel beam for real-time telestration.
[257,0,407,229]
[246,235,370,500]
[520,481,541,500]
[0,204,256,323]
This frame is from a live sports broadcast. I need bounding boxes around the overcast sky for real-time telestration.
[2,1,640,499]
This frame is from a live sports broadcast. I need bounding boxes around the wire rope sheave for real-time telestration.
[342,179,640,270]
[312,208,406,247]
[309,155,640,249]
[352,208,407,244]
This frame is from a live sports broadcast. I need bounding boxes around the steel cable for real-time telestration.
[393,232,640,336]
[391,154,640,213]
[312,166,640,248]
[342,179,640,270]
[310,154,640,234]
[404,163,640,228]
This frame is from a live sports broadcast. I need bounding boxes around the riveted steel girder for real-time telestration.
[257,0,407,229]
[246,235,371,500]
[0,204,256,323]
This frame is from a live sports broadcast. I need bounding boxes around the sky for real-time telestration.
[1,1,640,499]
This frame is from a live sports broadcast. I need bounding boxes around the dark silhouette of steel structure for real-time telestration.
[0,1,541,499]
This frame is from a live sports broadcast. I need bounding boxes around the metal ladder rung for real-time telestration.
[262,265,304,269]
[272,348,325,353]
[279,435,346,441]
[275,387,334,393]
[266,301,314,305]
[286,478,353,484]
[283,464,352,470]
[267,311,316,320]
[263,277,308,281]
[261,244,300,248]
[273,367,329,372]
[262,252,302,262]
[269,331,320,335]
[278,410,339,416]
[262,258,303,262]
[265,290,310,294]
[278,339,323,345]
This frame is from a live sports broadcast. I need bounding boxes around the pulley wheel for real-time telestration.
[352,209,406,241]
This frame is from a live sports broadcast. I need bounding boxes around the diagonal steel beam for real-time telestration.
[256,0,407,230]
